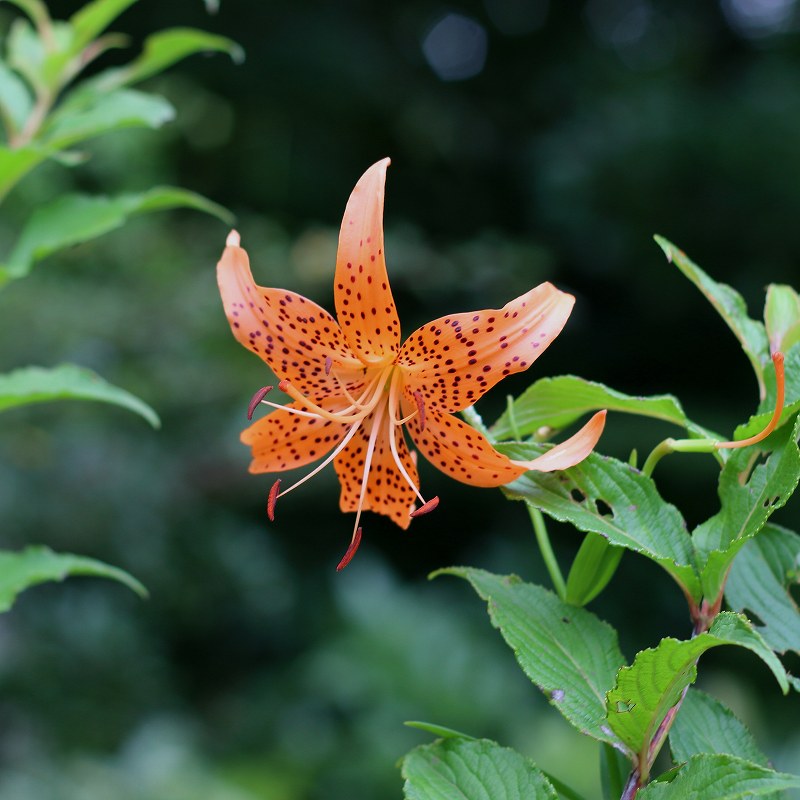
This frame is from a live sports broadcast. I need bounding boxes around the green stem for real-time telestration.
[528,504,567,601]
[505,394,521,440]
[641,437,716,478]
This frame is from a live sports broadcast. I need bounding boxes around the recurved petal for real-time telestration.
[242,398,350,473]
[334,159,401,365]
[398,283,575,413]
[334,410,418,529]
[510,410,607,472]
[217,231,363,395]
[404,403,526,488]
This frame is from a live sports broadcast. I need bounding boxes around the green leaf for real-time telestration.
[638,754,800,799]
[654,236,770,395]
[0,60,33,135]
[0,545,147,613]
[1,187,232,281]
[41,88,174,149]
[0,143,45,200]
[600,743,629,800]
[670,689,771,767]
[0,363,160,427]
[725,523,800,656]
[695,413,800,602]
[607,613,788,761]
[402,737,558,800]
[765,284,800,355]
[404,721,476,740]
[435,568,626,745]
[566,533,624,607]
[500,446,701,602]
[68,0,138,52]
[85,27,244,92]
[491,375,717,442]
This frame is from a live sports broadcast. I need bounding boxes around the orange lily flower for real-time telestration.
[217,158,606,568]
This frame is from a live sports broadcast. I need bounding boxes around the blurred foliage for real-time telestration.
[1,0,800,797]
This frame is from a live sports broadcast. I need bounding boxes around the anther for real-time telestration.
[716,352,785,450]
[267,479,281,521]
[247,385,273,420]
[413,390,426,431]
[410,496,440,518]
[325,356,333,375]
[336,527,362,571]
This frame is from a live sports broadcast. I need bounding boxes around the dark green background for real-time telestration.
[1,1,799,797]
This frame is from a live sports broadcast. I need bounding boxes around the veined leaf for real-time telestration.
[402,737,558,800]
[654,236,770,397]
[1,187,232,282]
[500,445,701,602]
[695,413,800,602]
[638,754,800,799]
[608,612,788,762]
[491,375,717,442]
[670,689,771,767]
[0,363,159,427]
[435,568,626,746]
[0,545,146,613]
[725,523,800,656]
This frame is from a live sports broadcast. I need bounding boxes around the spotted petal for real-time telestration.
[398,283,575,413]
[242,398,350,473]
[218,232,363,395]
[334,409,419,529]
[334,159,401,366]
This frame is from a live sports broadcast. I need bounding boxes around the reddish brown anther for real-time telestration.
[325,356,333,375]
[413,390,426,431]
[336,527,362,571]
[410,495,440,517]
[247,385,273,420]
[267,479,281,521]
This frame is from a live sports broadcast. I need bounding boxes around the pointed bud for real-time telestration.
[247,386,273,420]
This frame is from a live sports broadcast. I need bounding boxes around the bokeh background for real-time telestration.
[1,1,800,797]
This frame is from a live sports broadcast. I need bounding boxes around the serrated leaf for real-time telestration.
[1,187,232,281]
[0,363,159,427]
[725,523,800,656]
[655,236,770,396]
[435,568,626,745]
[608,613,788,761]
[566,533,624,607]
[402,737,558,800]
[695,414,800,602]
[670,689,770,767]
[638,754,800,799]
[0,545,147,612]
[500,446,701,601]
[491,375,717,442]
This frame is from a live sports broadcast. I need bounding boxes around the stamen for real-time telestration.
[247,385,273,420]
[325,356,333,375]
[410,496,440,517]
[336,527,362,571]
[413,390,426,431]
[278,371,389,424]
[716,352,785,450]
[349,402,387,541]
[267,479,281,521]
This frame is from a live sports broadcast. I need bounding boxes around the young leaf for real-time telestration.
[491,375,717,442]
[654,236,770,396]
[725,523,800,656]
[565,533,624,607]
[434,568,626,746]
[402,737,558,800]
[607,612,788,762]
[68,0,139,52]
[0,545,147,613]
[669,689,771,767]
[765,284,800,355]
[695,413,800,602]
[1,187,232,281]
[500,446,702,602]
[637,754,800,799]
[0,363,160,427]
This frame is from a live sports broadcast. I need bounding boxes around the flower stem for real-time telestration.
[528,504,567,601]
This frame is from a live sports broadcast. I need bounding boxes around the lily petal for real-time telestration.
[242,399,350,473]
[334,409,419,529]
[510,410,607,472]
[218,232,362,395]
[404,404,527,488]
[398,283,574,413]
[334,159,401,366]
